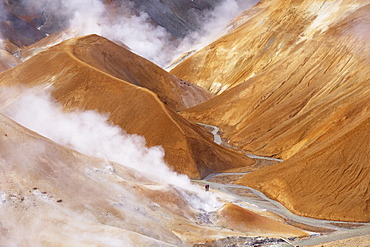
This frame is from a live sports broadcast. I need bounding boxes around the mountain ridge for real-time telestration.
[172,0,370,222]
[0,34,254,179]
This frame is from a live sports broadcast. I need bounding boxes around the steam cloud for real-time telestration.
[0,0,4,45]
[0,86,221,211]
[178,0,253,53]
[17,0,259,67]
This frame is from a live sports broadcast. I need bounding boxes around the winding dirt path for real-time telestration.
[195,123,370,246]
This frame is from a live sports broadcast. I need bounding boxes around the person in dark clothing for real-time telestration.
[205,184,210,191]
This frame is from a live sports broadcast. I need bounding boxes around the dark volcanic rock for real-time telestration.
[0,12,46,47]
[130,0,223,38]
[0,0,47,47]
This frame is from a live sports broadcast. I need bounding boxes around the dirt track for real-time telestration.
[193,165,370,246]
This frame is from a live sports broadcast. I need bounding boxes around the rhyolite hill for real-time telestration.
[0,34,254,179]
[172,0,370,222]
[0,2,369,246]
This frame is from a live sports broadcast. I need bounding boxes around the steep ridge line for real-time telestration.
[0,35,254,179]
[68,34,213,111]
[62,36,187,136]
[10,35,189,137]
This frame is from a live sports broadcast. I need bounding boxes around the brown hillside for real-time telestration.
[0,35,253,179]
[178,1,370,160]
[215,203,307,236]
[173,0,370,222]
[70,35,212,111]
[0,60,10,72]
[171,0,369,94]
[237,105,370,222]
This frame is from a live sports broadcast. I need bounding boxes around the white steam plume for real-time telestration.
[0,0,5,45]
[177,0,259,54]
[21,0,259,67]
[0,86,221,211]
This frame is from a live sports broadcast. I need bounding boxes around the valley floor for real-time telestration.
[193,123,370,246]
[192,163,370,246]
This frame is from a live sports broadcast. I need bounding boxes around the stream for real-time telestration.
[196,123,370,246]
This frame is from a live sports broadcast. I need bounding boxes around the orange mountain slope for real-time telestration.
[215,203,307,236]
[0,35,253,179]
[70,35,213,111]
[171,0,370,95]
[237,108,370,222]
[172,0,370,222]
[177,1,370,160]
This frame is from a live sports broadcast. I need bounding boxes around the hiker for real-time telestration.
[205,184,210,191]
